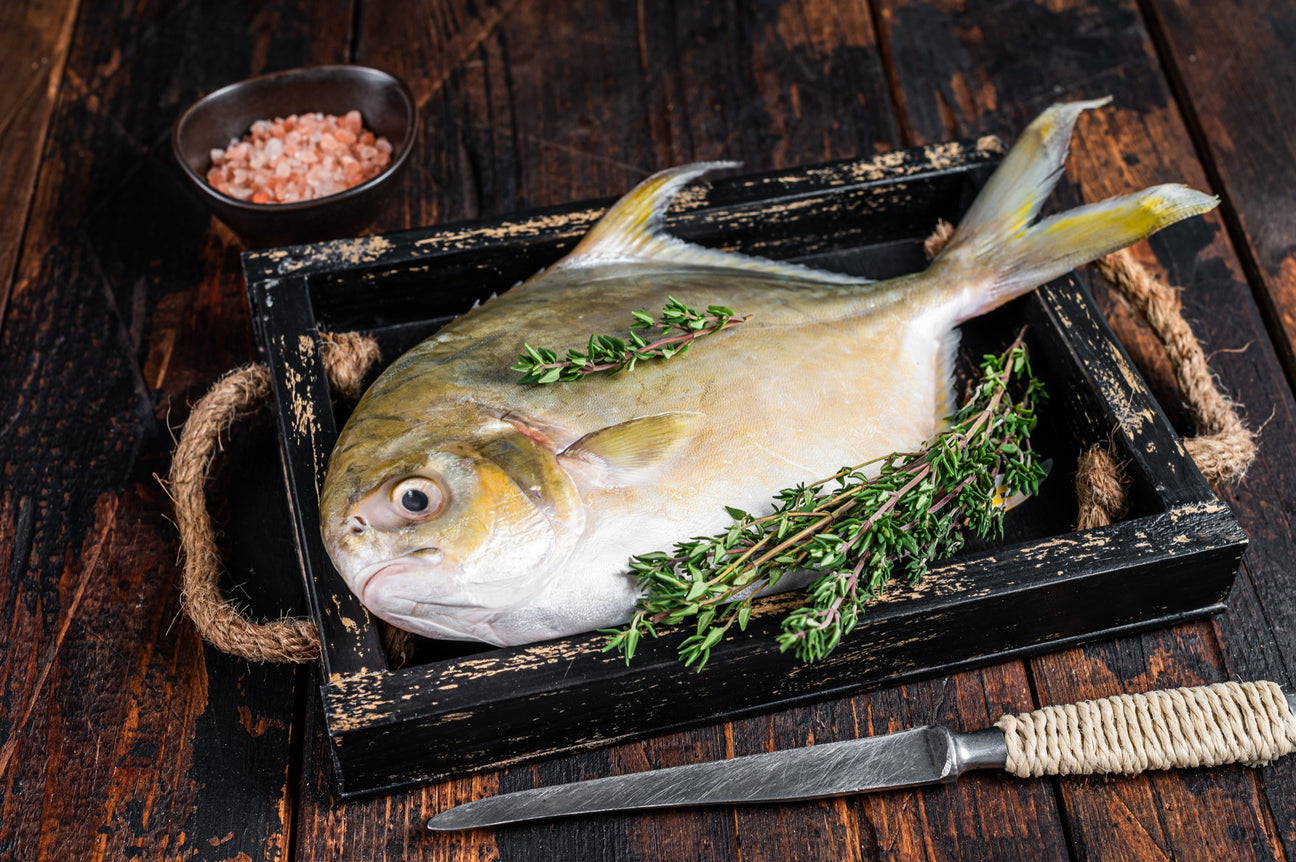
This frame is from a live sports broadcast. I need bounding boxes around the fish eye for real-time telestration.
[390,477,444,521]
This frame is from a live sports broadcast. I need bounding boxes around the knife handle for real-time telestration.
[993,680,1296,778]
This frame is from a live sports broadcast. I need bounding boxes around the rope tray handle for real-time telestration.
[167,332,379,662]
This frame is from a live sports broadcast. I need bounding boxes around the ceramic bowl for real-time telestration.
[172,65,416,246]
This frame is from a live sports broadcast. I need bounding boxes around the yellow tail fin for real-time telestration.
[934,99,1218,322]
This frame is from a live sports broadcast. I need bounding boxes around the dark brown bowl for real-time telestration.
[172,65,416,247]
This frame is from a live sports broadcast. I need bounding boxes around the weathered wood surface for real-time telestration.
[0,0,78,325]
[0,0,1293,860]
[0,1,354,859]
[872,2,1296,859]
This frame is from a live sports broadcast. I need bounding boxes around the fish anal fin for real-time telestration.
[560,411,705,478]
[935,328,961,426]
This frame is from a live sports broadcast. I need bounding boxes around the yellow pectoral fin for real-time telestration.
[559,411,706,478]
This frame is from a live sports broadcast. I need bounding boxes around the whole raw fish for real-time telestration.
[320,99,1216,646]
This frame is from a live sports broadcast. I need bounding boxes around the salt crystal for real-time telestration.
[206,111,394,204]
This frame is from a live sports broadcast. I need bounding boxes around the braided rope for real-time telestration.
[995,681,1296,777]
[168,332,380,662]
[1094,251,1257,485]
[1074,445,1129,530]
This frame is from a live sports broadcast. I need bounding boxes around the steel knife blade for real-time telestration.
[429,724,1005,831]
[428,684,1296,831]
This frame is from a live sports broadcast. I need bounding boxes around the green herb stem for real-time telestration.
[603,331,1047,669]
[513,297,750,384]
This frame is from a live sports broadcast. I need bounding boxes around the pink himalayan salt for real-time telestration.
[206,110,393,204]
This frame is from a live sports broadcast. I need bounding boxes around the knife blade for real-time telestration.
[429,724,1005,831]
[428,683,1296,831]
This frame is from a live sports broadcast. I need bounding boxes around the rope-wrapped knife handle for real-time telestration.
[994,680,1296,778]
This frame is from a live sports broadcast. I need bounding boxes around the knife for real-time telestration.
[428,681,1296,831]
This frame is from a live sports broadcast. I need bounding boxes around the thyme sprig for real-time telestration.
[513,297,750,384]
[603,333,1047,669]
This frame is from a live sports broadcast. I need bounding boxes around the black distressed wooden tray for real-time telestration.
[243,140,1247,797]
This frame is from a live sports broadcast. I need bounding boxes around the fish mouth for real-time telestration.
[377,609,511,646]
[357,549,446,606]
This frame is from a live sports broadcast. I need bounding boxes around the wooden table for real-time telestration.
[3,1,1294,859]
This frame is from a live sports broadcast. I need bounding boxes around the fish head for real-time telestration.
[319,407,584,643]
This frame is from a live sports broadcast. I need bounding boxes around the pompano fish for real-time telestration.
[320,99,1216,647]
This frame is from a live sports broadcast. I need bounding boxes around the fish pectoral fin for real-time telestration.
[554,162,870,284]
[559,411,705,479]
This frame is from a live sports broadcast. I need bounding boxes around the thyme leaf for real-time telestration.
[513,297,750,384]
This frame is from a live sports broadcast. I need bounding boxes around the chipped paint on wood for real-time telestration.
[271,235,397,275]
[279,333,325,493]
[243,143,1005,285]
[332,595,360,635]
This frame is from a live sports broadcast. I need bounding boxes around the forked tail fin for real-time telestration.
[932,98,1218,322]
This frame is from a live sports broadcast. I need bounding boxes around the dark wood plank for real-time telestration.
[18,0,1278,859]
[1138,0,1296,387]
[875,0,1296,858]
[1030,623,1287,861]
[0,0,357,858]
[1135,0,1296,849]
[0,0,79,325]
[745,664,1067,861]
[293,677,505,861]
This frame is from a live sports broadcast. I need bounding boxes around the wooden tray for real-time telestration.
[243,140,1247,797]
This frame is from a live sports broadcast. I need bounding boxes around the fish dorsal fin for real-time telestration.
[556,163,869,284]
[563,162,736,264]
[559,411,704,479]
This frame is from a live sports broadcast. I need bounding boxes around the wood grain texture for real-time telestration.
[0,0,79,326]
[0,0,356,858]
[1031,623,1287,862]
[1135,1,1296,845]
[845,667,1069,861]
[1138,0,1296,385]
[4,0,1296,859]
[874,0,1296,858]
